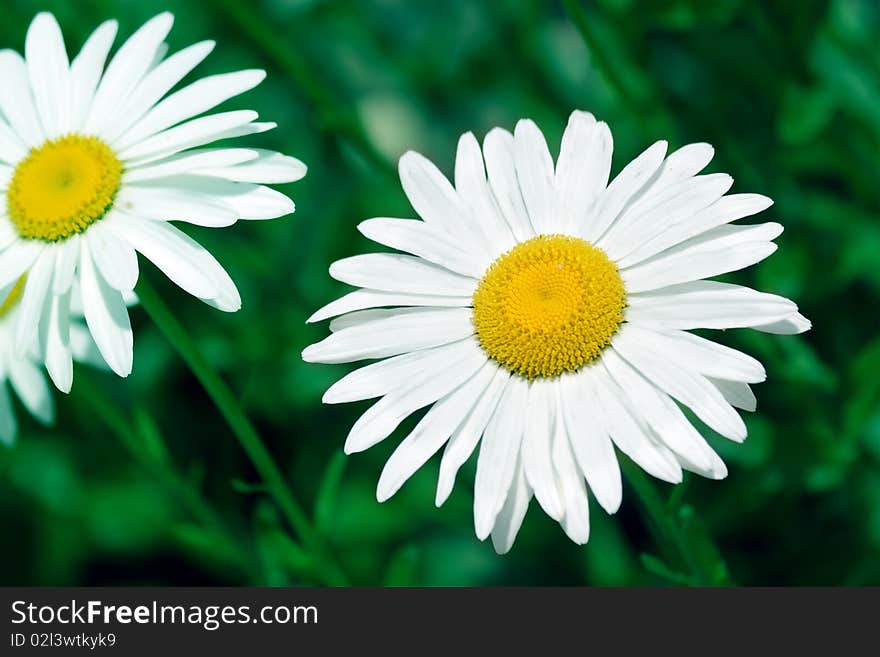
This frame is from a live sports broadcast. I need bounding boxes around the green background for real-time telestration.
[1,0,878,586]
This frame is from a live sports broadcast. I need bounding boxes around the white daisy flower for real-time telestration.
[303,110,811,554]
[0,277,105,445]
[0,12,306,392]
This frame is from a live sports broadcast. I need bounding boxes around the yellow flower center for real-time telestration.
[472,235,626,379]
[6,135,123,242]
[0,276,26,320]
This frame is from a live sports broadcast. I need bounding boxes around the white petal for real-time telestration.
[621,224,781,292]
[86,223,139,292]
[590,365,684,483]
[626,280,800,330]
[14,248,54,355]
[624,327,765,383]
[583,140,667,242]
[399,150,469,236]
[601,349,716,474]
[555,111,612,235]
[329,253,477,297]
[322,339,472,404]
[600,173,734,262]
[302,307,474,364]
[551,412,591,544]
[358,218,485,278]
[483,128,534,242]
[619,193,774,267]
[0,50,44,146]
[521,380,565,521]
[513,118,556,235]
[8,358,54,425]
[0,119,27,164]
[25,13,70,139]
[114,69,266,150]
[490,459,531,554]
[119,110,259,164]
[436,367,510,506]
[79,241,133,378]
[123,147,258,183]
[710,378,756,412]
[102,40,216,143]
[646,142,715,193]
[84,12,174,135]
[612,325,746,442]
[328,307,428,333]
[454,132,515,257]
[68,20,118,132]
[308,289,470,324]
[116,185,237,227]
[559,372,622,514]
[344,340,487,453]
[376,360,497,501]
[41,290,73,393]
[474,375,527,540]
[0,241,44,289]
[752,312,811,334]
[52,237,80,295]
[197,149,307,184]
[107,212,239,311]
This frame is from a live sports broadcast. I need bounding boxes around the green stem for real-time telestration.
[77,373,256,580]
[135,277,349,586]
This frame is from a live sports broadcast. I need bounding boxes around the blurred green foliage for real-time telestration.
[0,0,878,586]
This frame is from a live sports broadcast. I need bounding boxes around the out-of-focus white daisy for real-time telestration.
[303,110,810,553]
[0,277,105,445]
[0,13,305,392]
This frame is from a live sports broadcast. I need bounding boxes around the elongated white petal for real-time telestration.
[483,128,534,242]
[358,218,485,278]
[123,148,258,183]
[0,50,44,146]
[435,367,509,507]
[68,20,118,132]
[8,358,54,425]
[377,360,497,501]
[116,186,237,227]
[115,70,266,151]
[119,110,259,164]
[620,193,774,267]
[612,326,746,442]
[14,248,54,355]
[344,340,486,454]
[86,223,139,292]
[645,142,714,193]
[303,307,474,364]
[399,150,469,236]
[626,280,799,330]
[521,381,565,521]
[41,290,73,393]
[107,212,240,311]
[491,459,531,554]
[474,375,527,540]
[322,339,471,404]
[0,119,27,164]
[79,241,133,377]
[52,237,80,295]
[513,118,556,235]
[328,253,477,297]
[559,372,622,514]
[584,140,667,242]
[85,12,174,135]
[555,111,612,235]
[0,241,43,289]
[454,132,515,257]
[551,412,591,544]
[25,13,70,139]
[197,150,307,184]
[752,312,811,334]
[710,378,756,412]
[308,289,470,324]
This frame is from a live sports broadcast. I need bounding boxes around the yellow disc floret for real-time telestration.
[472,235,626,379]
[7,135,123,242]
[0,276,26,319]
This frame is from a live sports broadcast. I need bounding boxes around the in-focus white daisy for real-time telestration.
[0,277,105,445]
[303,110,810,553]
[0,12,305,392]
